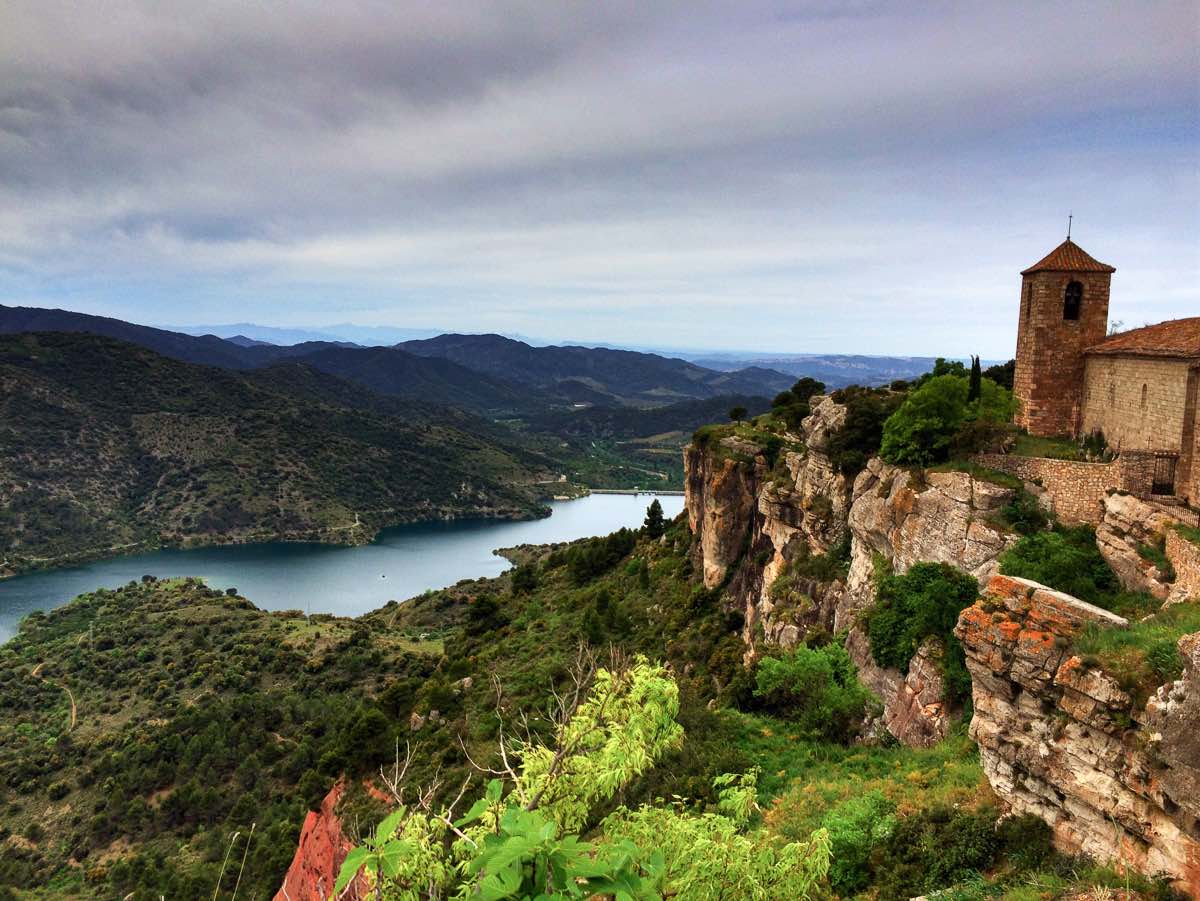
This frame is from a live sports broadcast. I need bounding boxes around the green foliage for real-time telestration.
[770,377,826,430]
[870,805,1001,901]
[752,643,874,742]
[825,386,906,477]
[728,405,748,422]
[338,661,831,900]
[820,790,896,896]
[998,526,1119,606]
[1137,536,1176,583]
[642,500,666,539]
[1175,523,1200,548]
[864,562,979,703]
[1075,602,1200,702]
[982,359,1015,391]
[510,563,539,596]
[998,488,1050,536]
[879,374,1014,466]
[967,355,982,403]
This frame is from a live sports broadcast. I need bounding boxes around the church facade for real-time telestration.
[1012,238,1199,505]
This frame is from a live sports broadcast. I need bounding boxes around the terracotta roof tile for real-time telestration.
[1021,239,1116,275]
[1086,317,1200,359]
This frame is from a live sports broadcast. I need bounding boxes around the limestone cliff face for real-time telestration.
[957,575,1199,894]
[1096,493,1182,602]
[684,401,1019,747]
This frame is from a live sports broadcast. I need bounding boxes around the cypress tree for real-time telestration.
[967,355,982,403]
[643,499,666,539]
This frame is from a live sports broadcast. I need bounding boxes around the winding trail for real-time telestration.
[29,661,77,733]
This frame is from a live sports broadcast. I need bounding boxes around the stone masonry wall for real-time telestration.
[1014,270,1110,437]
[971,454,1117,525]
[1082,355,1190,454]
[1166,529,1200,603]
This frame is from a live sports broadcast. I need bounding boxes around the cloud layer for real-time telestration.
[1,1,1196,355]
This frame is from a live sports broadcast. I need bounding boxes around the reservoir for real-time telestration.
[0,493,685,642]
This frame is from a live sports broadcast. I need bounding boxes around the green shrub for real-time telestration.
[994,813,1054,870]
[998,526,1119,606]
[999,488,1050,535]
[751,643,875,742]
[821,790,897,896]
[870,806,1000,901]
[880,375,1014,466]
[1075,603,1200,702]
[826,386,906,477]
[864,562,978,702]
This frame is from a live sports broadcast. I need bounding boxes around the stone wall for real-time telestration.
[1082,355,1190,455]
[1166,529,1200,603]
[1014,269,1111,437]
[971,453,1117,524]
[957,574,1200,893]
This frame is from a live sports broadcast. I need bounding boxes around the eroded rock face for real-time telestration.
[274,781,369,901]
[684,442,763,590]
[957,575,1200,894]
[1096,493,1180,600]
[845,631,952,747]
[842,460,1018,631]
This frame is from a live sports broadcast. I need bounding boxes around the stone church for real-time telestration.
[1012,238,1199,505]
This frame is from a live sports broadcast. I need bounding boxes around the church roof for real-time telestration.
[1021,239,1116,275]
[1086,317,1200,360]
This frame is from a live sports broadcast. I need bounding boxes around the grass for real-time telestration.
[928,461,1023,491]
[1075,602,1200,702]
[1136,536,1176,583]
[1174,523,1200,548]
[1011,433,1086,461]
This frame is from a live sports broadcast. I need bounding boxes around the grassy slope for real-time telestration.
[0,333,556,574]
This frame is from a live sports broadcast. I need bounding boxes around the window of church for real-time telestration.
[1063,281,1083,320]
[1141,384,1148,408]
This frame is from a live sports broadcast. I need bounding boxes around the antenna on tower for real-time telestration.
[1067,213,1073,241]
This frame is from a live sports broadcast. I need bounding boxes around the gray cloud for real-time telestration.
[0,0,1196,355]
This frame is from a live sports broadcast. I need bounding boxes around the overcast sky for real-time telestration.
[1,1,1196,357]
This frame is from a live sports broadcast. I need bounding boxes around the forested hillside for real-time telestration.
[0,333,556,575]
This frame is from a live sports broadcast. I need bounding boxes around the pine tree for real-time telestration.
[643,499,666,538]
[967,355,982,403]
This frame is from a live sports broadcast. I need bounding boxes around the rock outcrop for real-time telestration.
[684,399,1021,747]
[957,575,1200,894]
[274,782,369,901]
[1096,493,1180,600]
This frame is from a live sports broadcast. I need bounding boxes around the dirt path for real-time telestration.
[29,662,76,732]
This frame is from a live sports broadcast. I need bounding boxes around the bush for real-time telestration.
[880,375,1014,466]
[821,791,896,896]
[751,642,874,742]
[999,488,1049,535]
[864,562,979,703]
[870,806,1000,901]
[998,526,1119,607]
[826,386,905,477]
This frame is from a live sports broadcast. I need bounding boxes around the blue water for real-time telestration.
[0,494,684,642]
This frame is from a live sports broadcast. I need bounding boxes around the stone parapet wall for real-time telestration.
[971,453,1117,524]
[1166,529,1200,602]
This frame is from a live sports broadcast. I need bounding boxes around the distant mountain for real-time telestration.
[225,334,274,347]
[686,353,945,388]
[397,333,794,406]
[0,304,257,370]
[525,394,772,441]
[0,305,545,415]
[0,332,555,575]
[172,322,448,346]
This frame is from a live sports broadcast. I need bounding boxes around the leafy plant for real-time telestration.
[879,374,1014,466]
[998,526,1120,606]
[642,500,666,539]
[752,643,875,742]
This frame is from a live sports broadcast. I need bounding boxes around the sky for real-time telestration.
[1,1,1197,358]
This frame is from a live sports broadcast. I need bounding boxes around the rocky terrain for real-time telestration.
[683,392,1200,891]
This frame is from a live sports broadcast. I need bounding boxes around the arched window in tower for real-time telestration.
[1063,281,1083,320]
[1024,282,1032,322]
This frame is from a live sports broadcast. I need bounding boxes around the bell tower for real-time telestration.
[1012,238,1114,437]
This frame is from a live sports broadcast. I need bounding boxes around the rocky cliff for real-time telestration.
[274,782,373,901]
[957,574,1199,894]
[684,396,1019,745]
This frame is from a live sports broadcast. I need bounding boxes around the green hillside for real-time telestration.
[0,332,556,575]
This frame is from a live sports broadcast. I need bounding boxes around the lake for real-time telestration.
[0,493,685,642]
